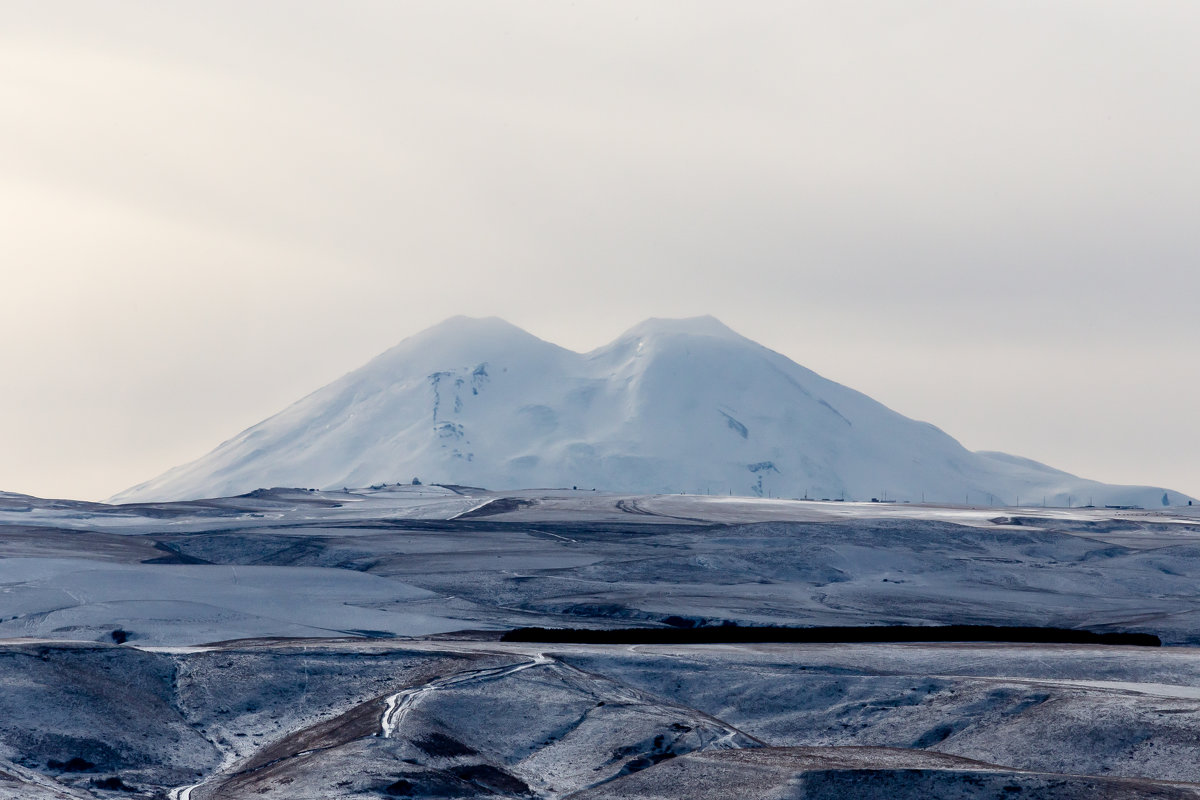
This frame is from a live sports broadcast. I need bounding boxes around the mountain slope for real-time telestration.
[112,316,1189,507]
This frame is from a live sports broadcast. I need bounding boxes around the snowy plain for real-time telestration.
[5,485,1200,646]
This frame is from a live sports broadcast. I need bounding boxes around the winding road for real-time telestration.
[381,652,552,737]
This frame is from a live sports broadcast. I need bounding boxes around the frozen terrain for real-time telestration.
[4,487,1200,646]
[3,487,1200,796]
[112,316,1191,508]
[5,638,1200,798]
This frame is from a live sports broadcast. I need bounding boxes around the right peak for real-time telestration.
[621,315,741,340]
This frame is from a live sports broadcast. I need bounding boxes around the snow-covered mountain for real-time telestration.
[113,316,1190,507]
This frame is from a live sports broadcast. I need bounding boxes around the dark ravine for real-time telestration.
[502,624,1163,647]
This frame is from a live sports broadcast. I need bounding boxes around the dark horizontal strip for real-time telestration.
[501,625,1160,647]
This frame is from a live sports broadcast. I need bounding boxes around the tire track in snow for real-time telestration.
[171,647,745,799]
[381,652,552,738]
[163,655,553,800]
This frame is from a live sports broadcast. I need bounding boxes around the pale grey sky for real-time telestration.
[2,1,1198,501]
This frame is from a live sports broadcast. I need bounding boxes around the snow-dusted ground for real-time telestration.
[3,487,1200,796]
[3,487,1200,646]
[3,638,1200,798]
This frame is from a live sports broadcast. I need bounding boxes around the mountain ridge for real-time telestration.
[112,316,1191,507]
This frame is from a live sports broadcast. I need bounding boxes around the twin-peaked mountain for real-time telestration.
[113,316,1188,507]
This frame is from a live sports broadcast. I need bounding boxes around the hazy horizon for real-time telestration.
[3,2,1198,501]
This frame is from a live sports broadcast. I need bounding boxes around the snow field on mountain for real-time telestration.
[113,317,1190,508]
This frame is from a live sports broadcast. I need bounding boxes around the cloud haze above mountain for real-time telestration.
[2,1,1198,500]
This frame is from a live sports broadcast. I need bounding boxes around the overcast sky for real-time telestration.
[3,1,1198,502]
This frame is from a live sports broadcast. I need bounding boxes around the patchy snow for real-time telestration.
[5,638,1200,798]
[940,676,1200,701]
[380,652,551,739]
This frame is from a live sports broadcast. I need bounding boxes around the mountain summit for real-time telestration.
[113,316,1188,506]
